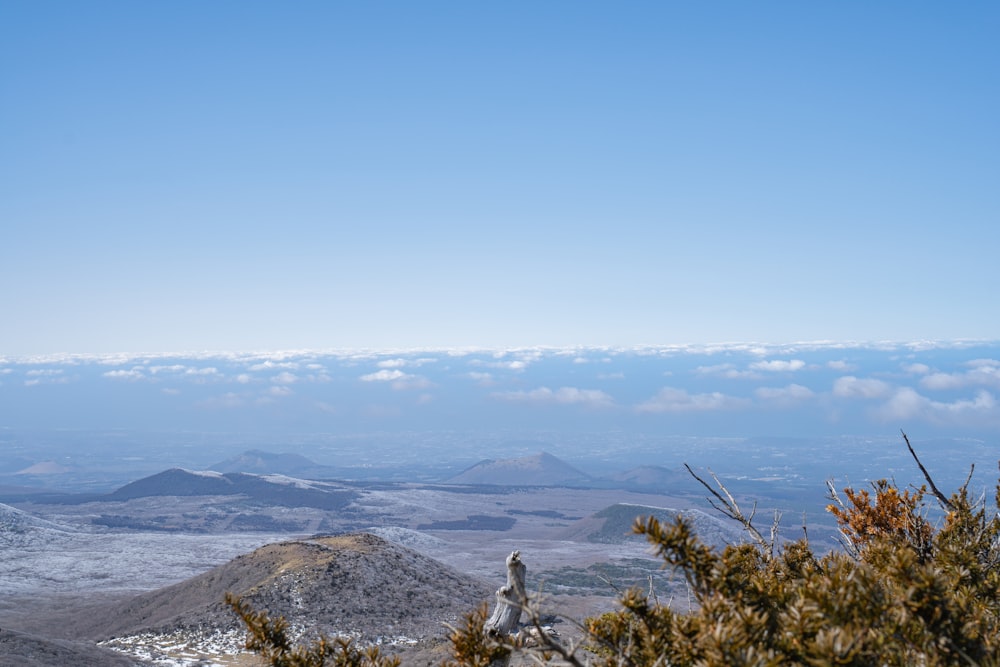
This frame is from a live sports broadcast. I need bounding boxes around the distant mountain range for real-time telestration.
[446,452,701,494]
[108,468,357,510]
[91,451,697,500]
[97,452,698,504]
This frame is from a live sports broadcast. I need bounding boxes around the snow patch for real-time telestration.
[365,526,448,551]
[102,625,418,666]
[258,474,320,490]
[178,469,225,478]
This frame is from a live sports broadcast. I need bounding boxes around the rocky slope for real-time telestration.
[82,532,493,663]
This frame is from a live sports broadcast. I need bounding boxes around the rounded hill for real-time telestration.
[86,532,493,646]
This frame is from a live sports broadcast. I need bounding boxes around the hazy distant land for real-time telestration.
[2,342,998,664]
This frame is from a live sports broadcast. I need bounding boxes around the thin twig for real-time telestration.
[513,594,590,667]
[769,509,783,557]
[962,463,976,495]
[902,430,955,511]
[826,480,860,559]
[684,463,770,553]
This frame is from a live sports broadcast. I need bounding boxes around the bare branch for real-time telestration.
[902,430,955,511]
[825,481,860,559]
[825,479,846,510]
[962,463,976,495]
[684,463,770,554]
[506,591,591,667]
[769,509,783,554]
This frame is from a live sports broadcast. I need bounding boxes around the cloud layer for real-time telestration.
[1,341,998,435]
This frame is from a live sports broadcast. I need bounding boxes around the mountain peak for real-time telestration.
[209,449,328,476]
[86,532,492,648]
[447,452,592,486]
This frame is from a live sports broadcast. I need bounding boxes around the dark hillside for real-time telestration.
[0,627,142,667]
[107,468,356,510]
[108,468,236,498]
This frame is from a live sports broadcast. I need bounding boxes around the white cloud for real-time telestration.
[636,387,748,413]
[8,342,977,368]
[920,373,965,390]
[901,363,930,375]
[103,369,145,381]
[471,352,537,371]
[249,361,299,371]
[359,368,431,390]
[754,384,815,404]
[185,367,219,376]
[236,373,252,384]
[493,386,615,409]
[150,364,187,374]
[374,357,438,369]
[271,371,298,384]
[749,359,806,372]
[876,388,998,425]
[919,359,1000,391]
[268,385,293,397]
[695,363,759,379]
[23,368,71,386]
[360,369,407,382]
[832,376,893,399]
[466,371,495,386]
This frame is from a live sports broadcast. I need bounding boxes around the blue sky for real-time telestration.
[2,2,998,355]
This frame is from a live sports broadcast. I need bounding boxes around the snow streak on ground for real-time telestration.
[1,527,293,594]
[101,624,419,666]
[100,628,250,666]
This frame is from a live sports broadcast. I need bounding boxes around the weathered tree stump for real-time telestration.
[484,550,527,667]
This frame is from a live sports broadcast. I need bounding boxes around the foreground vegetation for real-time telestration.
[230,432,1000,665]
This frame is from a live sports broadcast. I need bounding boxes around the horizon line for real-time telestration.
[3,337,997,365]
